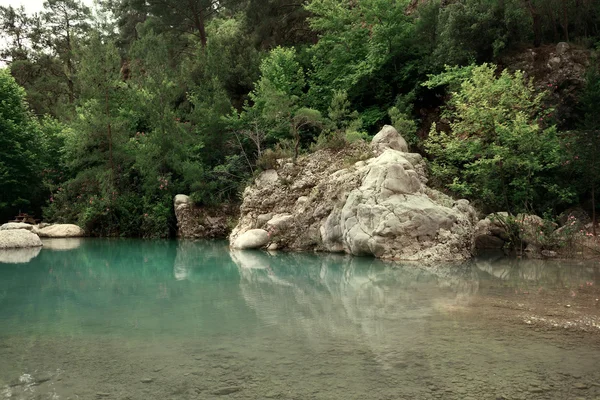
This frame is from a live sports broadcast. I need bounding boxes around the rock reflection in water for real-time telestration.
[0,247,41,264]
[40,238,82,251]
[473,253,600,289]
[231,249,479,370]
[173,240,233,280]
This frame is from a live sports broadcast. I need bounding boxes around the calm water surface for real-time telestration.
[0,239,599,399]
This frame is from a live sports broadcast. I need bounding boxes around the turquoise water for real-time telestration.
[0,239,599,399]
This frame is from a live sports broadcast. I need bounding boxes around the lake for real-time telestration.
[1,239,599,399]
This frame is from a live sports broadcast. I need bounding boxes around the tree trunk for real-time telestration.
[593,148,597,236]
[592,183,596,236]
[524,1,543,47]
[66,17,74,103]
[188,0,207,48]
[104,86,115,183]
[562,0,570,41]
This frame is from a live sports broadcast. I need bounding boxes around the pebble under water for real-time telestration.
[0,239,599,399]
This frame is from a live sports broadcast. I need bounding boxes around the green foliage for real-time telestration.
[425,64,573,215]
[565,58,600,229]
[3,0,600,237]
[0,69,45,221]
[388,92,418,148]
[431,0,529,66]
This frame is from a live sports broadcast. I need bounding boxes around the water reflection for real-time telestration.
[473,254,600,289]
[0,247,41,264]
[231,249,482,369]
[41,238,82,251]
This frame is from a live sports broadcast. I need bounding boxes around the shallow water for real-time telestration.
[0,239,599,399]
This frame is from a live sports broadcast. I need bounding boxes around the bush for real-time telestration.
[424,63,574,215]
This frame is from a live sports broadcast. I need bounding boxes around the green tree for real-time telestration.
[306,0,417,112]
[424,64,572,215]
[42,0,92,104]
[569,61,600,233]
[0,69,45,221]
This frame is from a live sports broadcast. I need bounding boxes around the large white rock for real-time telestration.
[371,125,409,154]
[232,229,270,250]
[0,229,43,249]
[35,224,85,238]
[174,194,191,207]
[0,222,34,231]
[229,128,478,261]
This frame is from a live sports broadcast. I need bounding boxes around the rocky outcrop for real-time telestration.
[35,224,85,238]
[502,42,590,127]
[230,126,478,261]
[174,194,235,239]
[0,229,43,249]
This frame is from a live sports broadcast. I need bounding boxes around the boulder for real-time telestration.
[516,214,551,245]
[232,229,270,250]
[35,224,85,238]
[0,229,43,249]
[371,125,409,154]
[174,194,191,207]
[473,214,510,251]
[556,42,570,56]
[230,129,477,261]
[0,222,34,231]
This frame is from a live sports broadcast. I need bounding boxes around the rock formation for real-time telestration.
[229,126,478,261]
[174,194,234,239]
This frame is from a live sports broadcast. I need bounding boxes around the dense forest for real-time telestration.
[1,0,599,237]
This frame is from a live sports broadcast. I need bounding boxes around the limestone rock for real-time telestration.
[371,125,409,154]
[0,222,34,231]
[174,194,235,239]
[0,229,43,249]
[174,194,191,207]
[232,229,270,250]
[230,138,477,261]
[35,224,85,238]
[556,42,570,56]
[474,215,508,251]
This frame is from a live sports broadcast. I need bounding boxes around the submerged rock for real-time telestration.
[230,126,477,261]
[0,229,43,249]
